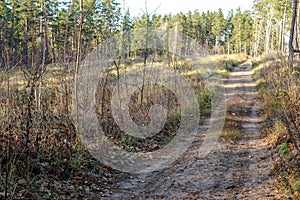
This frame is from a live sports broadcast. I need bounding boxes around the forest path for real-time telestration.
[100,62,285,199]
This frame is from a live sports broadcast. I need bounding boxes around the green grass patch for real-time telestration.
[291,178,300,193]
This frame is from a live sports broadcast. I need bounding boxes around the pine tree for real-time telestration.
[212,8,225,50]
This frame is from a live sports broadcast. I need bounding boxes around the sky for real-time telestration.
[117,0,253,17]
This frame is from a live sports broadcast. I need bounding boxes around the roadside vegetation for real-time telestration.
[253,53,300,199]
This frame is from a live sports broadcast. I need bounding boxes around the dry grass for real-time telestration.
[253,53,300,199]
[211,53,249,73]
[266,121,288,146]
[221,128,241,144]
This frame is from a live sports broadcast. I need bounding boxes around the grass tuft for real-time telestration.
[221,128,242,144]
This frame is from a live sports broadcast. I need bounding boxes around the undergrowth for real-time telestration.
[253,53,300,199]
[0,54,246,199]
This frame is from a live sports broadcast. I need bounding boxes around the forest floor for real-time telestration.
[98,62,287,199]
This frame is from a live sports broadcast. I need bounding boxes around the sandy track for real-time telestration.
[100,62,285,199]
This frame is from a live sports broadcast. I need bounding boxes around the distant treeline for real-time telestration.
[0,0,292,68]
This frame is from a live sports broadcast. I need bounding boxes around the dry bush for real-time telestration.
[95,54,211,152]
[254,53,300,198]
[0,66,78,199]
[258,53,300,153]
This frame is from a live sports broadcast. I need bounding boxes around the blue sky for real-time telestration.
[117,0,253,17]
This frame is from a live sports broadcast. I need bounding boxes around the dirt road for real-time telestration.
[100,62,285,199]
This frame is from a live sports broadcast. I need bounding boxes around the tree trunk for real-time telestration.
[281,0,288,52]
[288,0,298,70]
[9,0,15,67]
[74,0,84,121]
[42,0,49,67]
[265,12,272,54]
[63,0,72,64]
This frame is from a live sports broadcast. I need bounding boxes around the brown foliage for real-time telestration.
[256,53,300,198]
